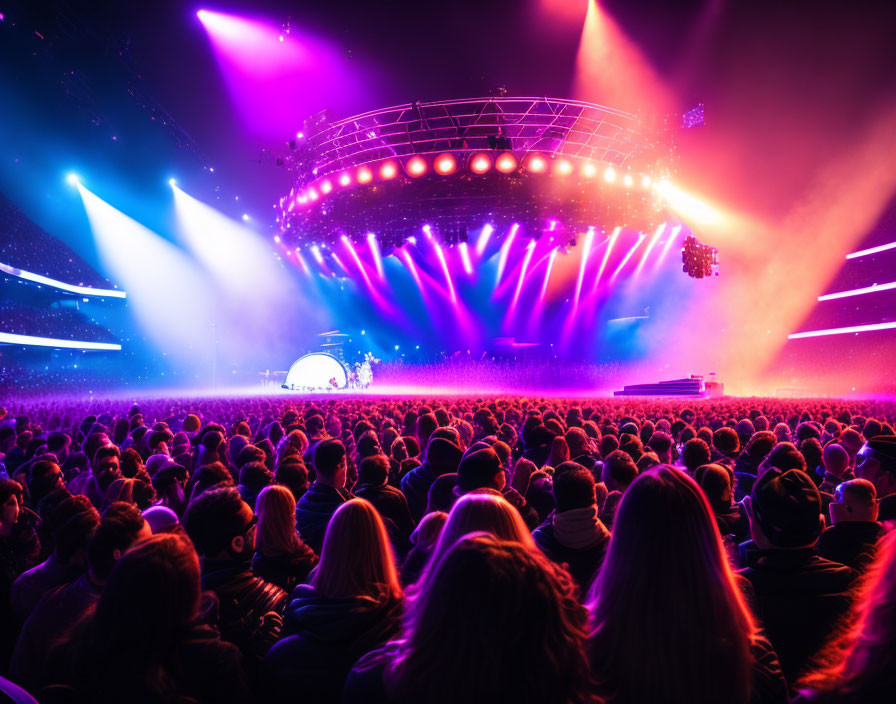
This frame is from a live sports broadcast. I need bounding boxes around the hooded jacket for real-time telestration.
[264,584,402,703]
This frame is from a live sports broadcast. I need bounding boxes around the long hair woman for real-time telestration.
[344,534,598,704]
[65,533,250,703]
[587,465,787,704]
[263,498,403,704]
[797,530,896,703]
[252,484,317,592]
[411,491,535,591]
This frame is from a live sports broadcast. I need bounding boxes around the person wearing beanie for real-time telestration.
[400,437,462,523]
[532,468,610,594]
[816,478,883,571]
[353,454,415,554]
[855,435,896,522]
[739,467,857,683]
[455,447,538,528]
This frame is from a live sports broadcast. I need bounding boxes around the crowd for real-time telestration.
[0,194,112,290]
[0,395,894,703]
[0,304,118,344]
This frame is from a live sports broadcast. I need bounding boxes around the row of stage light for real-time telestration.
[278,151,657,219]
[273,219,684,313]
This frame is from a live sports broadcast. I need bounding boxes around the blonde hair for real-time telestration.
[255,485,300,556]
[416,492,534,593]
[277,429,309,464]
[313,498,403,602]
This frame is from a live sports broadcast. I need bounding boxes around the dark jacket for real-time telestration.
[252,545,318,593]
[199,555,288,656]
[715,503,751,544]
[532,517,610,593]
[264,584,402,704]
[878,492,896,522]
[294,482,353,554]
[739,548,857,684]
[501,485,539,530]
[353,482,415,546]
[400,462,438,523]
[816,521,883,571]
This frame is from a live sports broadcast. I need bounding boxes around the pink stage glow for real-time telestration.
[555,159,573,176]
[603,166,616,182]
[470,153,492,174]
[196,10,367,138]
[475,224,494,256]
[434,153,458,175]
[789,321,896,339]
[525,154,547,173]
[406,156,427,177]
[379,161,398,179]
[495,153,518,173]
[817,280,896,301]
[357,166,373,184]
[495,223,520,285]
[338,172,351,187]
[846,241,896,259]
[458,242,474,275]
[582,162,597,178]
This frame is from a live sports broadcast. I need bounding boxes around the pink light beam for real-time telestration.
[789,321,896,339]
[433,242,457,302]
[592,226,621,291]
[458,242,474,275]
[573,227,596,309]
[817,280,896,301]
[609,233,646,282]
[495,223,520,286]
[540,248,558,301]
[633,223,666,278]
[654,224,683,270]
[510,240,537,311]
[475,224,494,256]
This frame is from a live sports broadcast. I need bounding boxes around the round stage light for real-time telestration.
[624,173,634,187]
[380,161,399,180]
[469,153,492,174]
[338,172,352,187]
[434,153,458,175]
[66,173,80,186]
[555,159,573,176]
[582,162,597,178]
[604,166,616,182]
[320,180,333,194]
[166,177,176,187]
[495,152,518,173]
[357,166,373,184]
[405,156,428,177]
[641,174,651,187]
[525,154,547,173]
[308,188,319,201]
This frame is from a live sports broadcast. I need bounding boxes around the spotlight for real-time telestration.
[555,159,573,176]
[434,153,457,175]
[242,214,250,221]
[338,172,351,187]
[357,166,373,184]
[273,235,281,243]
[525,154,547,173]
[582,162,597,178]
[380,161,399,179]
[470,153,492,174]
[407,236,417,244]
[166,177,176,187]
[495,152,517,173]
[604,166,616,182]
[624,174,634,187]
[406,156,427,177]
[308,188,319,201]
[66,173,80,186]
[641,175,651,187]
[320,180,333,194]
